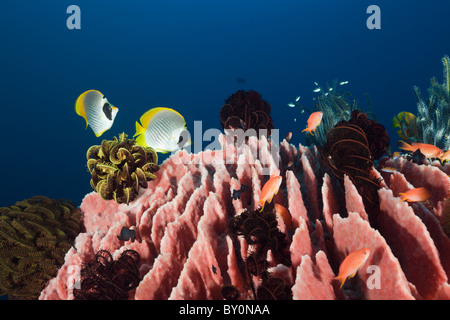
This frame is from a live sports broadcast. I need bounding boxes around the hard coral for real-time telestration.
[0,196,81,300]
[219,90,274,138]
[40,134,450,300]
[87,132,159,205]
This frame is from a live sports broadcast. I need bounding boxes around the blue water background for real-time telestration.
[0,0,449,208]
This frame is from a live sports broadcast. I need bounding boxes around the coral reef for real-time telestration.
[219,90,274,138]
[0,196,81,300]
[87,132,159,205]
[412,55,450,150]
[39,134,450,300]
[72,249,141,300]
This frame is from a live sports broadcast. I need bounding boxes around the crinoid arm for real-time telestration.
[86,133,159,205]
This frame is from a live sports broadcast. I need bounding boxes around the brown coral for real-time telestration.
[0,196,81,299]
[87,132,159,205]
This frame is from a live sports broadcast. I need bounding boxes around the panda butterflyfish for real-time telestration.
[75,90,118,137]
[134,107,191,153]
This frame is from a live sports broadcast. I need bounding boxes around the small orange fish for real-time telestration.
[380,166,397,173]
[399,187,431,202]
[257,174,282,211]
[398,141,443,158]
[333,248,371,289]
[440,150,450,162]
[302,111,323,136]
[274,204,294,232]
[392,151,401,159]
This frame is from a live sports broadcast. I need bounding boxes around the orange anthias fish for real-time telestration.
[302,111,323,136]
[398,141,443,158]
[399,187,431,202]
[274,204,294,232]
[333,248,371,289]
[257,172,282,211]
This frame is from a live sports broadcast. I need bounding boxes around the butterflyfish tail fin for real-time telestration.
[134,121,145,137]
[135,132,148,148]
[75,92,89,128]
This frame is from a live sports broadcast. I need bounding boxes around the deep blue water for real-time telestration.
[0,0,449,208]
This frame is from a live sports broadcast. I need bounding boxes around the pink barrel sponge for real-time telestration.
[40,135,450,300]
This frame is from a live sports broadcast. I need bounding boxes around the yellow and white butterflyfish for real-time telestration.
[134,107,191,153]
[75,90,118,137]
